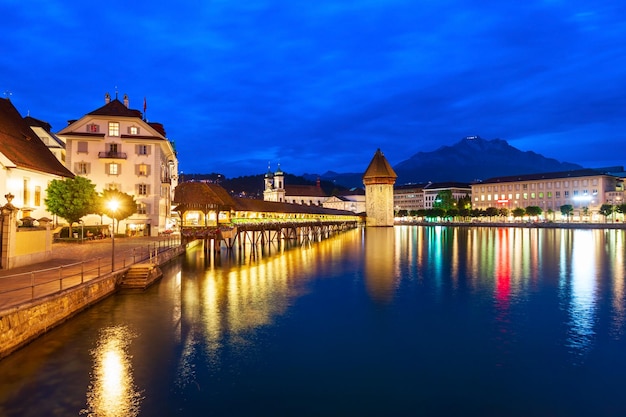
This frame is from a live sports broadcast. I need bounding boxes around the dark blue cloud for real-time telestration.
[2,0,626,177]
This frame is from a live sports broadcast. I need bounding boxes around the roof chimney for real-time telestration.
[105,92,111,104]
[123,94,129,108]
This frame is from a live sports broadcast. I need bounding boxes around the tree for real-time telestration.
[546,208,554,222]
[512,207,525,220]
[45,176,98,236]
[99,189,137,234]
[581,206,590,221]
[560,204,574,222]
[525,206,543,218]
[396,209,408,217]
[457,194,472,211]
[599,204,614,222]
[617,204,626,222]
[433,190,455,211]
[485,207,499,220]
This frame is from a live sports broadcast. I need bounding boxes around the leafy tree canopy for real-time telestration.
[45,176,98,234]
[525,206,543,217]
[512,207,525,218]
[433,190,455,210]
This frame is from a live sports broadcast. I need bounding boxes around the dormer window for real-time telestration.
[108,122,120,137]
[128,126,140,135]
[87,123,100,133]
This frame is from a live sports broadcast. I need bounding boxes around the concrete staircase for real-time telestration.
[121,263,163,290]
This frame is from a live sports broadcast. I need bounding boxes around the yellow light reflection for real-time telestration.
[83,326,142,417]
[364,227,397,303]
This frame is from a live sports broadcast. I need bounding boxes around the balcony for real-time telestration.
[98,151,127,159]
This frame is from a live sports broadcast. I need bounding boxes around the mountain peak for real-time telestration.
[394,136,582,184]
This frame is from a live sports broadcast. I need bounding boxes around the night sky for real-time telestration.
[3,1,626,178]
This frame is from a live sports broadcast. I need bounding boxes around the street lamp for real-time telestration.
[108,199,119,272]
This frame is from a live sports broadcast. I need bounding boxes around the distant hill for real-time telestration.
[393,136,582,184]
[305,136,584,188]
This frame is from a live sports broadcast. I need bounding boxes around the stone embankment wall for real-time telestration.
[0,272,124,360]
[0,245,186,360]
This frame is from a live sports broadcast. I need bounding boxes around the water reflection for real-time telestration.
[564,231,597,358]
[609,230,626,338]
[175,232,363,388]
[82,326,142,417]
[364,227,397,303]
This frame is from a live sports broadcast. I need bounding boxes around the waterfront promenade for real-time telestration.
[0,235,180,310]
[0,235,172,276]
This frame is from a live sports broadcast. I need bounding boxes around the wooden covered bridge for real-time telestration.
[173,182,363,251]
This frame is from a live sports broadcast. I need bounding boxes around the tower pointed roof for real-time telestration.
[362,149,397,183]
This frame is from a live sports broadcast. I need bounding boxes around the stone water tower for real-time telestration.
[362,149,397,227]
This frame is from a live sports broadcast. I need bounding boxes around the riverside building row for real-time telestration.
[393,168,625,220]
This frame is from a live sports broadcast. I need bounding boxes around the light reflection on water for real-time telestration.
[81,326,143,417]
[1,226,626,416]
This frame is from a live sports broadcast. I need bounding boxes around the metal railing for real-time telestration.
[0,237,181,310]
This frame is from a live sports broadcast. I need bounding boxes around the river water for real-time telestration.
[1,226,625,416]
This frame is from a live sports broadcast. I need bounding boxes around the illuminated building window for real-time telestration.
[137,164,149,176]
[108,122,120,137]
[35,186,41,206]
[23,178,30,205]
[137,203,148,214]
[523,193,528,200]
[107,163,120,175]
[128,126,140,135]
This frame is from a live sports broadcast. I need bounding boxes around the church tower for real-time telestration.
[263,163,286,202]
[363,149,397,227]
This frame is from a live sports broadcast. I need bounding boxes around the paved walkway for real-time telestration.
[0,235,180,277]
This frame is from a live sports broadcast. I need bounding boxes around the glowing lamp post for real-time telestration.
[108,199,119,272]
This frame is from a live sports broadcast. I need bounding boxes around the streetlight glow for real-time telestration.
[108,199,119,272]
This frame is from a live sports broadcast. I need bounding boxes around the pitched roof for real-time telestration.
[285,184,328,197]
[88,98,143,118]
[173,182,236,209]
[24,116,66,149]
[362,148,397,181]
[424,181,471,190]
[0,99,74,178]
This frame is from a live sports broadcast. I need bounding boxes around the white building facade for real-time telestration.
[471,169,622,220]
[57,93,178,236]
